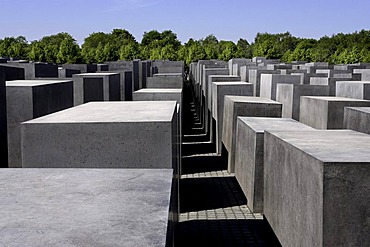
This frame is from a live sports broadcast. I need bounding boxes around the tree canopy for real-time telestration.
[1,29,369,65]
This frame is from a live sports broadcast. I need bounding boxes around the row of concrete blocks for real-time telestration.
[0,61,185,246]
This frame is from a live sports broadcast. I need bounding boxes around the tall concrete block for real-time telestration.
[299,96,370,129]
[211,82,253,153]
[146,73,183,89]
[264,130,370,247]
[22,101,178,170]
[248,69,279,96]
[235,118,312,212]
[6,80,74,168]
[336,81,370,99]
[141,61,148,88]
[344,107,370,134]
[276,84,330,120]
[0,69,7,167]
[72,73,120,106]
[0,168,175,247]
[222,96,282,173]
[207,75,241,110]
[260,74,301,100]
[133,59,141,90]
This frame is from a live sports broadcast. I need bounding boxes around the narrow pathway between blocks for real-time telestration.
[174,80,281,247]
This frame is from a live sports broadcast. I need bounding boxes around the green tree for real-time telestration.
[56,37,81,64]
[235,38,252,58]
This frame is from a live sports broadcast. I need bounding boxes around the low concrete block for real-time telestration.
[72,73,120,106]
[264,130,370,247]
[276,84,330,120]
[344,107,370,134]
[6,80,74,168]
[211,82,253,153]
[336,81,370,100]
[22,101,178,169]
[299,96,370,129]
[222,96,282,173]
[235,117,312,213]
[147,73,183,89]
[0,168,175,247]
[260,74,301,100]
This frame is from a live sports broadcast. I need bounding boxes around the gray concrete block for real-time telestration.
[290,72,327,84]
[260,74,301,100]
[104,60,133,71]
[0,168,174,247]
[264,130,370,247]
[248,69,280,96]
[235,117,312,212]
[207,75,240,111]
[299,96,370,129]
[6,80,74,168]
[211,82,253,153]
[0,65,25,80]
[344,107,370,134]
[133,59,141,90]
[147,73,183,89]
[310,76,358,96]
[0,69,7,167]
[58,67,80,78]
[353,69,370,80]
[72,73,120,106]
[62,64,97,73]
[97,63,109,71]
[133,88,182,105]
[276,84,330,120]
[153,60,184,74]
[222,96,282,173]
[22,101,178,169]
[2,62,58,79]
[336,81,370,100]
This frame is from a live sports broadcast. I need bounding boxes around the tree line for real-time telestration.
[1,29,369,65]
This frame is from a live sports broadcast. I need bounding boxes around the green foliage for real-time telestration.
[1,29,370,66]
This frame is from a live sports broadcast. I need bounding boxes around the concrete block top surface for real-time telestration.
[0,168,173,247]
[225,95,281,104]
[266,130,370,163]
[302,96,370,102]
[134,88,182,93]
[239,117,314,133]
[6,79,72,87]
[345,107,370,114]
[73,72,119,77]
[213,81,250,86]
[24,101,177,123]
[337,80,370,84]
[154,73,183,76]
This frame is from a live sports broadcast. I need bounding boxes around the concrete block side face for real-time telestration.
[259,74,272,99]
[264,131,324,247]
[299,97,328,129]
[22,121,173,168]
[83,78,104,103]
[323,163,370,246]
[108,74,121,101]
[124,71,133,101]
[344,107,370,134]
[7,87,33,168]
[0,70,7,167]
[327,101,370,129]
[293,86,330,120]
[34,64,58,78]
[32,82,74,118]
[276,84,294,118]
[221,97,235,151]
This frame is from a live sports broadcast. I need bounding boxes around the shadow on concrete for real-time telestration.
[180,176,246,213]
[181,155,227,175]
[175,218,281,247]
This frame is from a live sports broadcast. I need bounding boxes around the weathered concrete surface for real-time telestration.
[72,73,120,106]
[0,69,7,167]
[6,80,74,168]
[0,168,174,247]
[344,107,370,134]
[152,60,184,74]
[299,96,370,129]
[104,60,133,71]
[276,84,330,120]
[248,69,279,96]
[2,62,58,79]
[22,101,178,169]
[133,88,182,104]
[235,117,312,213]
[0,65,25,81]
[222,96,282,173]
[336,81,370,100]
[264,130,370,247]
[207,75,241,110]
[211,82,253,154]
[147,73,183,89]
[260,74,301,100]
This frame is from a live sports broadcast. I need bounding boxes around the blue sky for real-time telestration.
[0,0,369,45]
